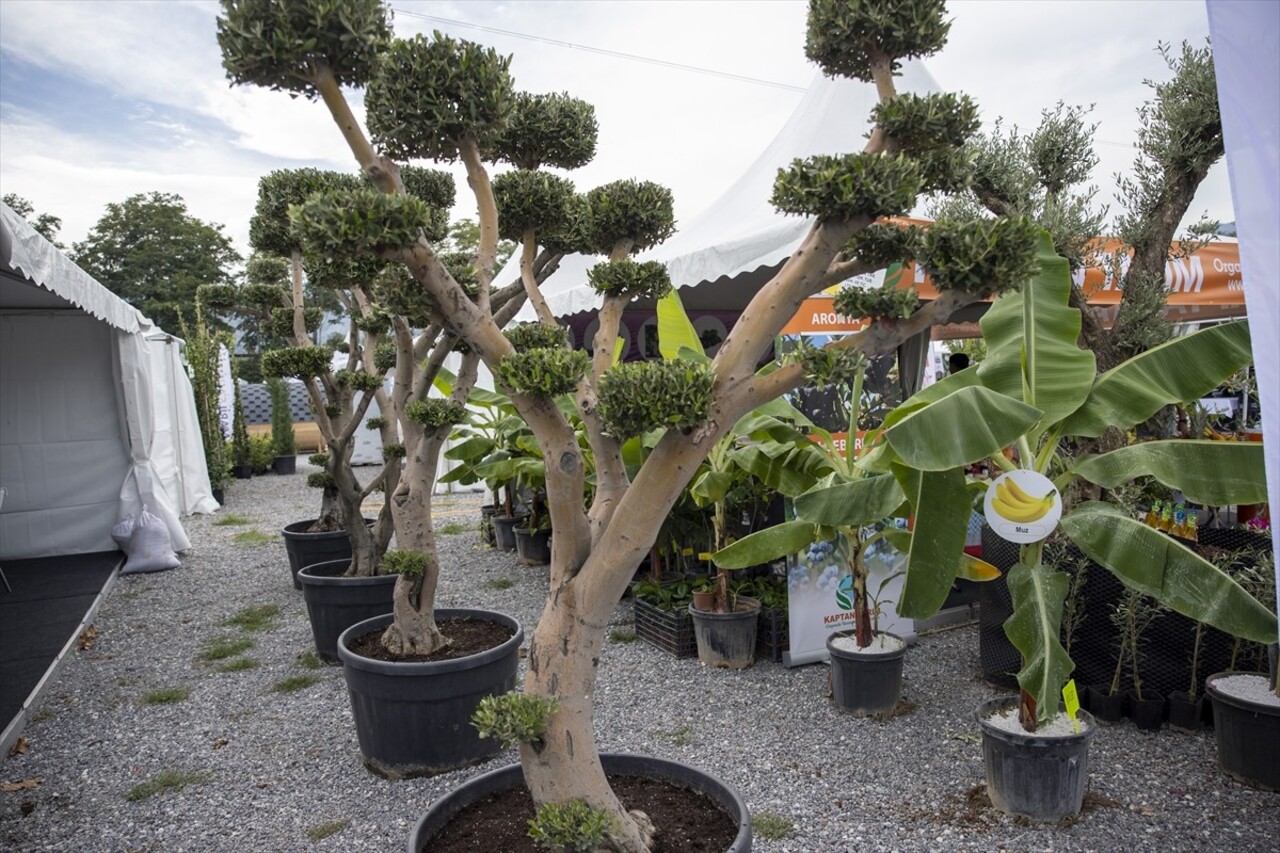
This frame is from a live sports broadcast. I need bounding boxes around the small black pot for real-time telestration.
[406,753,753,852]
[231,464,253,480]
[272,454,297,475]
[211,488,225,505]
[1167,690,1205,732]
[1085,684,1124,724]
[479,504,498,547]
[690,597,760,669]
[338,610,523,779]
[298,560,397,663]
[491,513,527,552]
[826,631,907,719]
[1126,689,1165,731]
[513,525,551,565]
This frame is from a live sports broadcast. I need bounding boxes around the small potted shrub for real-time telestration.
[267,377,297,474]
[229,379,253,480]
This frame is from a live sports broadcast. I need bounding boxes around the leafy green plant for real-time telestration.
[199,637,254,661]
[528,799,614,853]
[267,378,297,456]
[223,604,280,632]
[472,692,559,748]
[296,650,323,670]
[846,234,1275,728]
[751,811,794,841]
[272,674,321,693]
[141,687,190,705]
[232,529,274,547]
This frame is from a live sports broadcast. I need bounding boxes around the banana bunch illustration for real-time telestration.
[992,478,1056,523]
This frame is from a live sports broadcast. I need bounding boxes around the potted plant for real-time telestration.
[848,233,1276,821]
[631,577,702,659]
[266,377,297,474]
[1168,616,1207,731]
[229,376,253,480]
[178,306,231,503]
[1115,588,1168,730]
[1205,546,1278,790]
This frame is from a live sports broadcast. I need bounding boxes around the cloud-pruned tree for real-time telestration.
[218,0,1043,848]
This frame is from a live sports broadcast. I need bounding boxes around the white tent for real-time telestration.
[509,62,941,323]
[0,202,217,560]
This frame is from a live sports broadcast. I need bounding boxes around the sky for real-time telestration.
[0,0,1229,263]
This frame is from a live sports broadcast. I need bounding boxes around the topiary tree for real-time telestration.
[218,0,1050,847]
[266,377,297,458]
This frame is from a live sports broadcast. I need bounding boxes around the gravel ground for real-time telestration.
[2,462,1278,853]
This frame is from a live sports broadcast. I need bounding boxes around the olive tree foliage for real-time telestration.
[928,40,1223,372]
[218,0,1037,849]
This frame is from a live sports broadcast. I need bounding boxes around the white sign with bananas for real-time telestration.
[984,470,1062,544]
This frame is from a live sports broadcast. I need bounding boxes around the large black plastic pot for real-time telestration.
[281,518,367,590]
[492,513,527,552]
[826,631,906,719]
[273,454,297,475]
[977,697,1096,822]
[298,560,397,663]
[1206,671,1280,790]
[338,610,522,779]
[690,597,760,669]
[406,753,753,852]
[513,525,551,565]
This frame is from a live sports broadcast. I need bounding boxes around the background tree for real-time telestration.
[441,217,516,270]
[72,191,241,333]
[2,193,65,249]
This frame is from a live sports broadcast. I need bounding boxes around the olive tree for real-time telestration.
[219,0,1040,848]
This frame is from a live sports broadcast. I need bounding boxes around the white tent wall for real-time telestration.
[0,202,213,560]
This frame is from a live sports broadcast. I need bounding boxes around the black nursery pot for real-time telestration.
[272,454,297,475]
[479,504,497,547]
[1085,684,1124,724]
[406,753,753,852]
[281,518,365,590]
[491,513,527,552]
[1167,690,1205,732]
[1126,689,1165,731]
[231,464,253,480]
[513,525,551,565]
[297,560,397,663]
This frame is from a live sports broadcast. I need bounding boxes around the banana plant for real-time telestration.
[713,355,1001,647]
[853,233,1275,730]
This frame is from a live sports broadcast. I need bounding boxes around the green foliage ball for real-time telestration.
[290,188,436,257]
[772,153,922,222]
[585,180,676,256]
[493,170,576,242]
[262,345,331,380]
[405,398,469,429]
[919,216,1041,296]
[491,91,599,171]
[587,259,672,300]
[805,0,950,83]
[597,361,714,439]
[498,349,589,398]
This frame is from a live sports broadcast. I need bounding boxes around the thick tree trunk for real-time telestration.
[381,468,447,655]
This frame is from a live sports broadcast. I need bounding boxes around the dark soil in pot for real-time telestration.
[346,617,515,663]
[428,774,738,853]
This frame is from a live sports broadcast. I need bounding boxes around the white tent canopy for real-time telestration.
[510,62,941,322]
[0,202,217,560]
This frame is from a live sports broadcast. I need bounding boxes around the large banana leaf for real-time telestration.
[893,466,972,618]
[444,434,494,462]
[690,469,735,507]
[884,386,1043,470]
[1062,502,1277,643]
[792,472,905,528]
[729,441,834,497]
[1004,560,1073,727]
[977,233,1096,428]
[1070,440,1268,506]
[657,289,704,360]
[712,520,817,569]
[1062,321,1253,438]
[434,366,511,408]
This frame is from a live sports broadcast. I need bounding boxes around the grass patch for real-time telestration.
[199,637,255,661]
[213,513,253,526]
[486,578,515,590]
[141,686,190,705]
[125,769,211,802]
[273,674,321,693]
[608,629,637,643]
[654,723,697,747]
[231,529,274,547]
[295,650,323,670]
[222,604,280,632]
[31,707,55,723]
[751,810,793,841]
[307,819,350,842]
[436,522,467,535]
[216,657,260,673]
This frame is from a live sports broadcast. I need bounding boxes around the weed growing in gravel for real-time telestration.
[199,637,255,661]
[437,522,466,535]
[125,769,211,802]
[222,604,280,632]
[654,724,697,747]
[608,629,637,643]
[31,707,55,722]
[213,513,253,526]
[216,657,260,673]
[486,578,515,590]
[752,811,793,841]
[307,820,350,841]
[231,529,274,547]
[273,674,321,693]
[141,687,191,705]
[296,650,323,670]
